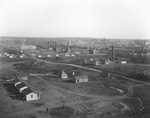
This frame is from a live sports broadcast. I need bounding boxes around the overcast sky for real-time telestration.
[0,0,150,39]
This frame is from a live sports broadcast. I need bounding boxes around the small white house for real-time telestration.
[47,55,51,57]
[20,54,26,58]
[20,55,24,58]
[21,88,40,101]
[9,54,15,58]
[38,55,42,58]
[74,75,88,83]
[120,61,127,64]
[55,54,59,57]
[95,61,100,65]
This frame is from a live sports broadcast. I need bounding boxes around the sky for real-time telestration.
[0,0,150,39]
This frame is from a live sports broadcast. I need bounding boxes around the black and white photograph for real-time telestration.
[0,0,150,118]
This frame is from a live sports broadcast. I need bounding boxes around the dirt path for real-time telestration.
[125,84,144,97]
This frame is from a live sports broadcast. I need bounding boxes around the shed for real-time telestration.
[16,82,28,92]
[21,88,40,101]
[74,75,88,83]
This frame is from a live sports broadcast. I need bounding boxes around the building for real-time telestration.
[95,61,100,65]
[47,55,51,57]
[61,70,68,79]
[9,54,15,58]
[53,47,58,52]
[12,78,40,101]
[21,88,40,101]
[38,55,42,58]
[49,69,68,79]
[74,75,88,83]
[83,58,100,66]
[16,82,28,92]
[100,59,110,65]
[120,61,127,64]
[64,52,75,57]
[19,54,26,58]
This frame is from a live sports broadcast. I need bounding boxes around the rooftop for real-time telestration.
[16,82,26,89]
[21,88,33,95]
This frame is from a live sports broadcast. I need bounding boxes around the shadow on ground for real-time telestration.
[3,83,24,100]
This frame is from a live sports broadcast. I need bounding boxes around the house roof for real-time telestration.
[21,88,33,95]
[16,82,26,89]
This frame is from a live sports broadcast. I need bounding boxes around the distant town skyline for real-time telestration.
[0,0,150,39]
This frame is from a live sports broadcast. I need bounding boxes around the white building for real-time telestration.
[55,54,59,57]
[74,75,88,83]
[95,61,100,65]
[120,61,127,64]
[20,54,26,58]
[60,71,68,79]
[9,54,15,58]
[21,88,40,101]
[38,55,42,58]
[47,55,51,57]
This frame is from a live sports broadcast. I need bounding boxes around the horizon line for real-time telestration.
[0,36,149,40]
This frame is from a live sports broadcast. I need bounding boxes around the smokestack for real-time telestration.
[67,40,71,52]
[48,41,50,49]
[112,46,115,61]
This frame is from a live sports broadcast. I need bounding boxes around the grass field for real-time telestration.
[93,64,150,76]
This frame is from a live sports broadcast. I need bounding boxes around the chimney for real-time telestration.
[48,41,50,49]
[112,46,115,61]
[67,40,71,52]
